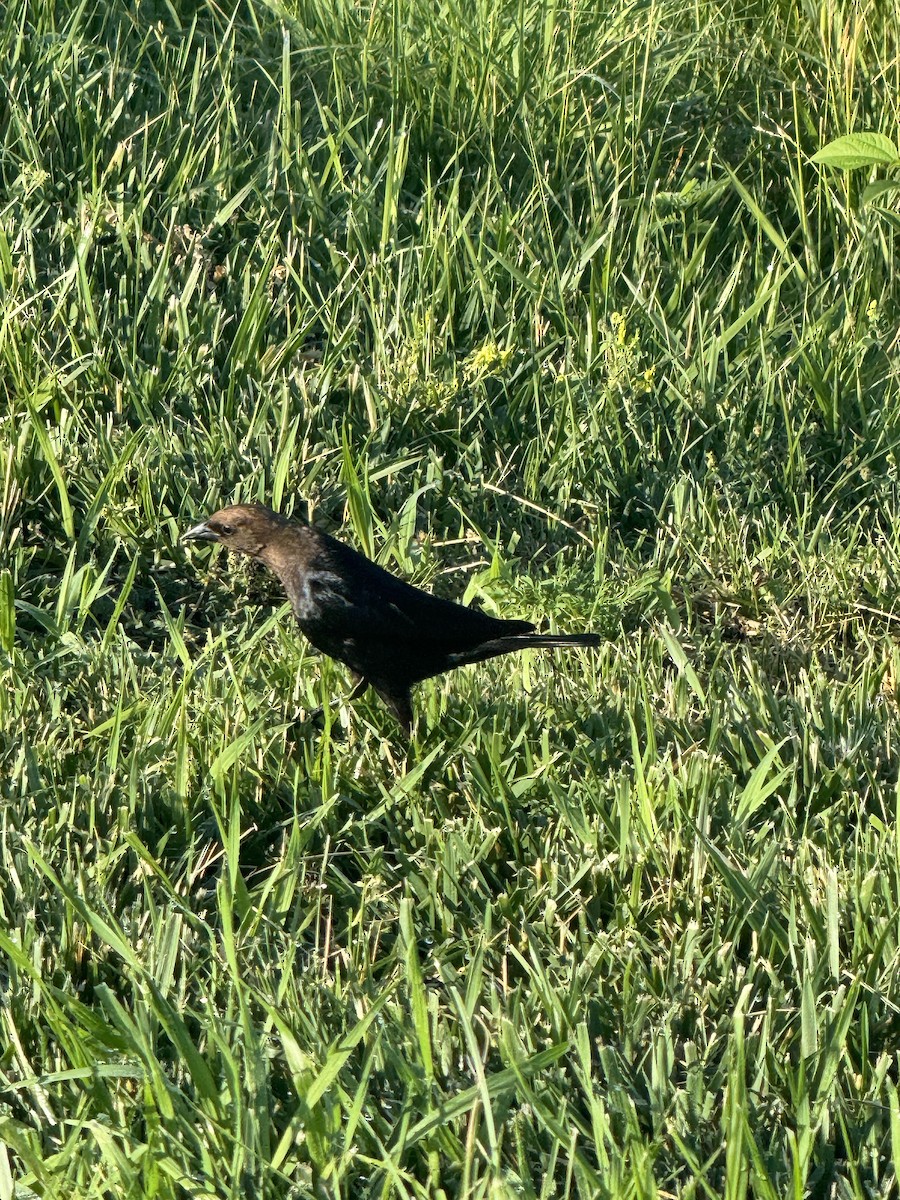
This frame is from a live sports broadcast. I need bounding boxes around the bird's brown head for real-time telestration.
[182,503,292,560]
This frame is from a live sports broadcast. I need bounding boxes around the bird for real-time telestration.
[183,503,600,732]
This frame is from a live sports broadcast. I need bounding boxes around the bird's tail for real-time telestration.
[449,632,601,669]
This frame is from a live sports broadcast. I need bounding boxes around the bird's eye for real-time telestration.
[217,524,233,536]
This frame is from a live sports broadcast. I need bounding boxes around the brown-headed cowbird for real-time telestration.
[183,503,600,732]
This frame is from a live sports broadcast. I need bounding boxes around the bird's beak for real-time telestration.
[182,521,219,543]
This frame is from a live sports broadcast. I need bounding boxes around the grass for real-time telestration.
[2,0,900,1194]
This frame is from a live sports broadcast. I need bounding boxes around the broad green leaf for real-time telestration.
[862,178,900,203]
[812,132,899,169]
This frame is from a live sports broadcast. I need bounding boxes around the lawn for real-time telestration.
[2,0,900,1195]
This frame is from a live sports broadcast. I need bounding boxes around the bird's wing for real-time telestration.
[296,540,527,647]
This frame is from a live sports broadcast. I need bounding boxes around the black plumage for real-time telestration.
[184,503,600,731]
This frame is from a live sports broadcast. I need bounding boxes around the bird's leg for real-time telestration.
[371,684,414,736]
